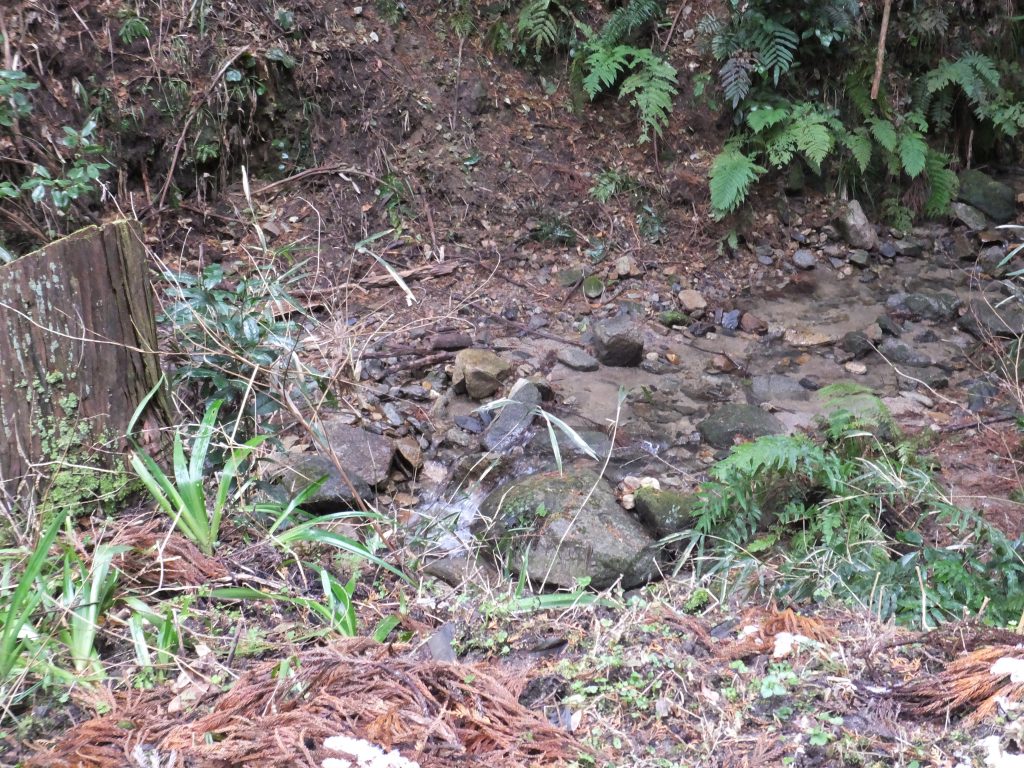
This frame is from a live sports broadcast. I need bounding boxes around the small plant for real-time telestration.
[160,262,315,432]
[117,10,151,46]
[56,544,124,678]
[476,398,598,471]
[0,69,38,128]
[129,400,264,556]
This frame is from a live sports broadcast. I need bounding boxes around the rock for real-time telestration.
[877,314,904,337]
[878,242,896,259]
[591,314,644,367]
[979,245,1011,277]
[951,201,990,231]
[792,249,816,269]
[750,374,809,403]
[784,328,834,347]
[913,367,949,390]
[615,255,639,278]
[458,79,489,116]
[452,349,512,400]
[958,297,1024,338]
[321,420,395,486]
[740,312,767,334]
[556,268,584,287]
[838,331,875,359]
[678,289,707,313]
[844,361,868,375]
[879,338,932,367]
[958,169,1016,223]
[476,468,659,589]
[886,292,961,322]
[556,347,600,372]
[697,404,785,449]
[445,427,480,449]
[634,487,699,538]
[482,381,541,451]
[453,414,485,433]
[834,200,878,251]
[950,232,975,261]
[848,249,870,267]
[265,453,372,512]
[721,309,741,331]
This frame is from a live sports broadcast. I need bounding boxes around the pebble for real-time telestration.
[792,249,816,269]
[844,361,868,375]
[678,289,707,313]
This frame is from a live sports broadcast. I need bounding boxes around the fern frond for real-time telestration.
[746,104,789,133]
[841,128,872,172]
[618,49,677,137]
[709,145,765,218]
[867,117,897,152]
[582,45,632,98]
[517,0,559,53]
[923,150,958,217]
[719,56,752,108]
[750,17,798,85]
[599,0,665,46]
[898,129,927,178]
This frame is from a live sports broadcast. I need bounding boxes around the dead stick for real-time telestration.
[253,163,383,197]
[870,0,893,100]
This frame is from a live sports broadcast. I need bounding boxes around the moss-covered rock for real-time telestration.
[634,487,698,538]
[476,468,657,589]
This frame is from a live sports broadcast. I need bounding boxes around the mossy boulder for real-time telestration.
[634,487,699,538]
[697,404,784,450]
[476,468,658,589]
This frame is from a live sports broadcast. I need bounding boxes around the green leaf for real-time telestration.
[710,146,765,219]
[746,105,789,133]
[898,130,927,178]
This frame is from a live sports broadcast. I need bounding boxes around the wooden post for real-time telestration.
[0,220,166,495]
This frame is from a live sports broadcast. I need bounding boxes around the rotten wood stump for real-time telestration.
[0,220,165,493]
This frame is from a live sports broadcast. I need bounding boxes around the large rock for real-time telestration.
[452,348,512,400]
[591,314,644,367]
[265,453,371,512]
[886,292,961,322]
[834,200,878,251]
[951,201,989,231]
[482,381,541,452]
[476,468,658,589]
[878,338,932,367]
[697,404,784,450]
[958,297,1024,338]
[321,420,396,486]
[634,487,698,538]
[958,169,1016,224]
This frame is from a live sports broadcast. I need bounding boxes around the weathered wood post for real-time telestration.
[0,220,166,499]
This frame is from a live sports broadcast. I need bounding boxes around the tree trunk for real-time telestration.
[0,220,166,495]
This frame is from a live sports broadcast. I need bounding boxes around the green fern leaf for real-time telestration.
[923,150,958,217]
[619,50,678,137]
[599,0,665,46]
[793,116,834,166]
[710,145,765,218]
[751,18,798,85]
[841,128,872,172]
[746,105,789,133]
[517,0,559,53]
[582,45,632,98]
[898,130,927,178]
[868,117,898,152]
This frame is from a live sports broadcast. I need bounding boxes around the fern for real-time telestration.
[582,44,632,97]
[619,49,677,137]
[923,149,958,217]
[709,144,765,218]
[867,117,897,152]
[598,0,665,46]
[751,16,798,85]
[746,104,789,132]
[517,0,560,53]
[841,128,872,172]
[898,128,927,178]
[719,57,752,108]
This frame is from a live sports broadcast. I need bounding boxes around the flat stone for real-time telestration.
[886,292,961,322]
[951,201,989,231]
[452,348,512,400]
[879,338,932,368]
[844,361,868,375]
[750,374,809,403]
[678,289,707,313]
[321,420,396,486]
[740,312,767,334]
[792,249,816,269]
[838,331,875,359]
[697,404,785,450]
[958,297,1024,338]
[784,328,834,347]
[591,314,644,367]
[634,487,699,538]
[265,452,372,512]
[848,249,871,267]
[556,347,600,372]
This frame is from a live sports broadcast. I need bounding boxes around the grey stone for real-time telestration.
[697,404,785,450]
[557,347,600,372]
[848,250,870,267]
[482,382,541,451]
[878,242,897,259]
[894,239,925,258]
[476,468,658,589]
[958,169,1016,223]
[591,315,644,367]
[321,420,396,486]
[721,309,741,330]
[750,374,810,403]
[879,338,932,367]
[266,453,372,512]
[634,487,699,538]
[835,200,878,251]
[951,201,990,231]
[877,314,904,337]
[958,297,1024,338]
[838,331,875,359]
[452,348,512,400]
[792,249,816,269]
[979,245,1011,277]
[886,292,961,322]
[446,427,480,449]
